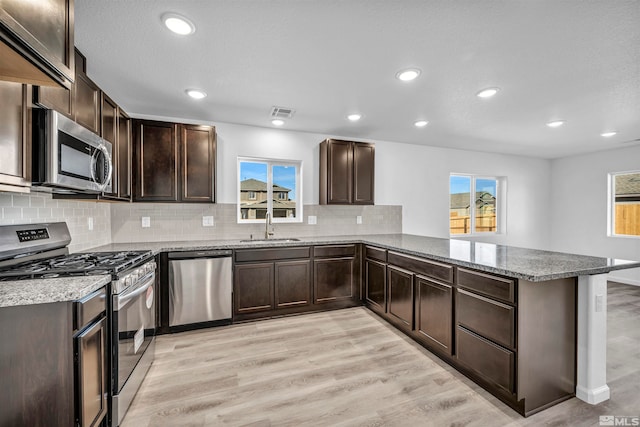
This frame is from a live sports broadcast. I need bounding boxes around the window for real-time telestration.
[238,157,302,223]
[450,174,500,235]
[609,171,640,237]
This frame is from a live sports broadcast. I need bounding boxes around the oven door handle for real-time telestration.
[115,274,155,311]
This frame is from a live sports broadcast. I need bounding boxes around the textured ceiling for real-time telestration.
[74,0,640,159]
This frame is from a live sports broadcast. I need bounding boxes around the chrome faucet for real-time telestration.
[265,212,274,239]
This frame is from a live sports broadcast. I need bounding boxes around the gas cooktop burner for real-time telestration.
[0,250,153,280]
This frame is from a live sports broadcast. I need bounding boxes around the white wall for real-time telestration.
[212,121,552,249]
[549,144,640,285]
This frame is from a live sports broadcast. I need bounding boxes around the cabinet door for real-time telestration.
[415,276,452,354]
[314,257,354,303]
[73,51,99,134]
[275,259,311,308]
[76,317,108,427]
[33,84,73,118]
[0,81,30,191]
[326,140,352,204]
[365,259,386,311]
[352,142,374,204]
[133,120,178,201]
[180,124,215,202]
[234,263,274,314]
[117,110,132,200]
[101,94,118,197]
[387,265,414,329]
[0,0,74,86]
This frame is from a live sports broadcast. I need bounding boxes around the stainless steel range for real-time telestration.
[0,222,156,427]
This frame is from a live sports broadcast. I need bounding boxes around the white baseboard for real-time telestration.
[607,274,640,287]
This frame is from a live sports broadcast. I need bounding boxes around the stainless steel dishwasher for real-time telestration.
[167,250,233,329]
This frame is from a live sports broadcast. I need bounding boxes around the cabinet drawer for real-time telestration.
[314,244,355,258]
[75,288,107,331]
[365,246,387,262]
[457,326,515,394]
[388,251,453,283]
[457,268,515,303]
[456,289,515,348]
[234,247,311,262]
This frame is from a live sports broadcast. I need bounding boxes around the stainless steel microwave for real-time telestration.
[32,109,113,193]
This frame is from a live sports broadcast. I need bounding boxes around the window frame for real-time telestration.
[608,170,640,239]
[237,157,303,224]
[449,174,504,236]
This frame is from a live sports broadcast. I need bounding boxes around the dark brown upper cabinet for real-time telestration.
[73,50,100,135]
[101,93,131,201]
[133,120,216,203]
[0,81,31,192]
[319,139,374,205]
[0,0,75,88]
[32,49,98,127]
[116,109,132,200]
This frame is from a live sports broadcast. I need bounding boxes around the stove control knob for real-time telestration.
[125,276,133,288]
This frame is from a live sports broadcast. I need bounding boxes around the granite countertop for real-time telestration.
[0,275,110,308]
[87,233,640,282]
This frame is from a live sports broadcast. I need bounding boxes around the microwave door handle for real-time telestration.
[90,144,113,191]
[101,144,113,191]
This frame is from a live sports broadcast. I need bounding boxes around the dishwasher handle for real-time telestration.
[167,250,232,260]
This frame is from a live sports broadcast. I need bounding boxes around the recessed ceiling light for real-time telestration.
[395,68,421,82]
[271,119,285,126]
[414,120,429,127]
[476,87,500,98]
[185,89,206,99]
[601,131,617,138]
[162,13,196,35]
[347,113,362,122]
[546,120,565,128]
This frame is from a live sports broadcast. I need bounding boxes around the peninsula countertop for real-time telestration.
[87,233,640,282]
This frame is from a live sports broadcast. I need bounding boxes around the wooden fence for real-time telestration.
[450,213,496,234]
[615,204,640,236]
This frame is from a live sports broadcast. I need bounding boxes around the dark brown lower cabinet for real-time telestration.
[362,249,576,417]
[314,257,354,303]
[0,289,107,427]
[234,262,274,314]
[456,326,515,394]
[414,276,452,355]
[387,265,414,330]
[365,258,386,312]
[275,260,312,308]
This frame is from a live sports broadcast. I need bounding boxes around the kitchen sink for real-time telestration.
[239,238,301,243]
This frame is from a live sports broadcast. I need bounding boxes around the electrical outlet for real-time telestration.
[595,294,604,312]
[308,215,317,225]
[87,217,94,231]
[356,215,362,224]
[141,217,151,228]
[202,216,214,227]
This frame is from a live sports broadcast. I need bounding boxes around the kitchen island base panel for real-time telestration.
[576,274,610,404]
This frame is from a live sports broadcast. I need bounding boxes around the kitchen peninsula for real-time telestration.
[88,233,640,417]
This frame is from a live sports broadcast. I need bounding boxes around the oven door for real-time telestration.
[113,271,156,393]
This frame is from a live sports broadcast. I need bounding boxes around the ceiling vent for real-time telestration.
[270,106,295,119]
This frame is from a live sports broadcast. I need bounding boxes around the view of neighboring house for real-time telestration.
[614,172,640,236]
[450,192,497,234]
[240,178,296,219]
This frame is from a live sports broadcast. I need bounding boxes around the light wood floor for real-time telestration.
[122,282,640,426]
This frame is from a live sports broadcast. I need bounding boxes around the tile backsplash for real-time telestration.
[1,191,402,249]
[0,192,111,253]
[111,203,402,243]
